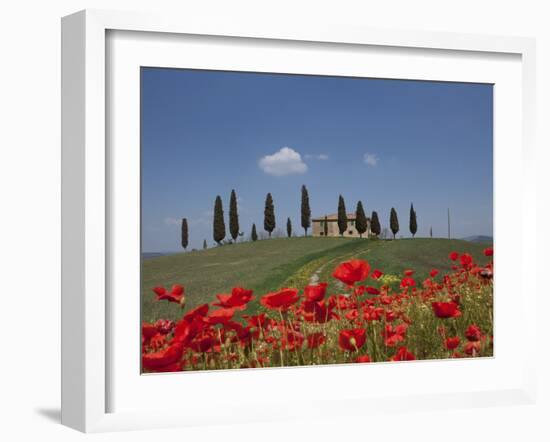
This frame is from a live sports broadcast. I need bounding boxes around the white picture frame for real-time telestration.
[61,9,537,433]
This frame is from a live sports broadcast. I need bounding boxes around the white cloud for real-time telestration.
[363,153,379,167]
[258,147,308,176]
[304,153,329,160]
[164,217,180,226]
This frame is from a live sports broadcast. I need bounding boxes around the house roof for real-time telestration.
[312,213,369,222]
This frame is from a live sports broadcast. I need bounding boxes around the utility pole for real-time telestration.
[447,208,451,239]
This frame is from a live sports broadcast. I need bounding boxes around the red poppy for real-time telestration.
[390,346,416,361]
[445,336,461,350]
[280,330,305,351]
[225,321,259,346]
[183,303,209,322]
[429,269,439,278]
[431,301,462,319]
[207,307,236,325]
[142,322,158,340]
[213,287,254,309]
[306,332,326,349]
[338,328,366,351]
[190,333,215,353]
[400,277,416,289]
[465,324,482,342]
[464,340,481,356]
[304,283,328,302]
[363,306,384,321]
[153,284,186,305]
[460,253,474,269]
[355,285,367,296]
[371,269,383,279]
[365,286,380,295]
[356,355,371,363]
[149,333,166,350]
[333,259,370,286]
[404,269,414,276]
[142,342,184,371]
[483,247,494,257]
[244,313,269,329]
[449,251,459,261]
[385,310,397,322]
[301,300,338,323]
[172,318,202,345]
[381,323,408,347]
[260,288,300,311]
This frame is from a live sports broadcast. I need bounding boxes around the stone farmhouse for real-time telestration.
[311,213,371,238]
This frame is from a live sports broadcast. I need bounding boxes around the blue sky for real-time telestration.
[141,68,493,252]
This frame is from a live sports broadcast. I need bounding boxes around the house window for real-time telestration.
[320,232,324,236]
[348,230,353,235]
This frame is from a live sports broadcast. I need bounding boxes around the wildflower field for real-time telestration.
[142,245,494,372]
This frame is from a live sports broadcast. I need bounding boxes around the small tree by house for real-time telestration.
[337,195,348,236]
[323,215,328,236]
[286,217,292,238]
[355,201,368,238]
[203,239,207,250]
[390,207,399,239]
[229,189,240,243]
[301,185,311,236]
[370,211,381,238]
[409,203,418,238]
[264,193,276,237]
[213,195,226,245]
[181,218,189,250]
[251,223,258,241]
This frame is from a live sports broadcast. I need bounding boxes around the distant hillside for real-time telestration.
[141,237,491,321]
[462,235,493,243]
[142,251,179,260]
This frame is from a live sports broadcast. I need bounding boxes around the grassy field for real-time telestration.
[142,237,490,322]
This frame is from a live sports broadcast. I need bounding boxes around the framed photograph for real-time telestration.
[61,9,537,432]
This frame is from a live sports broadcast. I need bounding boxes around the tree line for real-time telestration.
[179,185,419,250]
[334,195,416,240]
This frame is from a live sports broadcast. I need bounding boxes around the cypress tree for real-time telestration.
[430,226,433,238]
[203,239,207,250]
[181,218,189,250]
[213,195,226,245]
[324,215,329,236]
[287,217,292,238]
[409,203,418,238]
[337,195,348,236]
[355,201,368,238]
[229,189,240,242]
[301,185,311,236]
[251,223,258,241]
[370,211,381,238]
[264,193,275,237]
[390,207,399,239]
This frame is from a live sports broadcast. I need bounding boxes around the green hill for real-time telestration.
[142,237,491,322]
